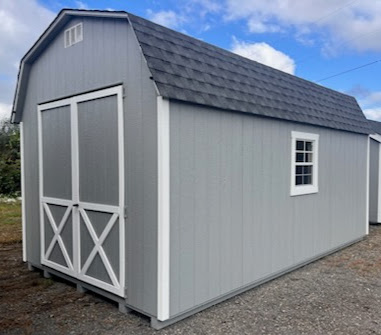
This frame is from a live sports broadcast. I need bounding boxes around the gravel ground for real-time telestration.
[2,226,381,335]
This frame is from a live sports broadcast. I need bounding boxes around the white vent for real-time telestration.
[64,23,83,48]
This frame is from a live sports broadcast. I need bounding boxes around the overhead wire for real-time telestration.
[315,59,381,83]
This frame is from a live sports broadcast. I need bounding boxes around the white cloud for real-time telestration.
[224,0,381,53]
[0,0,55,111]
[0,103,11,121]
[185,0,222,17]
[347,85,381,121]
[147,10,186,29]
[75,1,89,10]
[231,38,296,74]
[363,108,381,121]
[247,18,282,33]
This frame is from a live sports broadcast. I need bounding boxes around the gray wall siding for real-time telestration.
[21,17,158,315]
[369,139,379,223]
[169,101,368,317]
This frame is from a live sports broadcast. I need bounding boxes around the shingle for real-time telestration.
[128,13,372,135]
[370,120,381,135]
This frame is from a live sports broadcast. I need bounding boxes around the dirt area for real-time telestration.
[2,226,381,334]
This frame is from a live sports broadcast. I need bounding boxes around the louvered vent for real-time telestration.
[64,23,83,48]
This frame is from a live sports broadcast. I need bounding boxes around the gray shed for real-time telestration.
[12,9,372,329]
[368,120,381,224]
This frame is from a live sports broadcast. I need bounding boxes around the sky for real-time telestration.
[1,0,381,121]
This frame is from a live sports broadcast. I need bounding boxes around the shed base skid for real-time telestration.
[26,263,149,320]
[26,236,364,330]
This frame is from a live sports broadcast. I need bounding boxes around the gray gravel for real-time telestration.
[2,226,381,334]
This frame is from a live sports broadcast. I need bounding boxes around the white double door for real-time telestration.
[38,86,125,297]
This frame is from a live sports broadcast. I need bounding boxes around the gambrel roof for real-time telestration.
[369,120,381,135]
[12,9,372,134]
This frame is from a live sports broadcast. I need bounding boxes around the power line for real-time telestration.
[311,0,358,25]
[315,59,381,83]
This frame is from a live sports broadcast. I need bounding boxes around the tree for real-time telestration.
[0,119,20,196]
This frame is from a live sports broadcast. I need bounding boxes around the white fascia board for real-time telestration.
[157,96,170,321]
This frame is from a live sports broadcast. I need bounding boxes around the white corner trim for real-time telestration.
[366,136,370,233]
[365,137,370,235]
[290,131,319,197]
[378,141,381,224]
[20,122,27,262]
[157,96,170,321]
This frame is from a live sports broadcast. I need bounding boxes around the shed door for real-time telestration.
[38,86,125,297]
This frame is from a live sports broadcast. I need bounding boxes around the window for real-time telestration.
[64,23,83,48]
[290,131,319,196]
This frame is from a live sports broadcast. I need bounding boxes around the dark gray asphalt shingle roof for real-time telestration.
[128,13,371,135]
[369,120,381,135]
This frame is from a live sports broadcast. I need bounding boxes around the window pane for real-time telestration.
[71,28,75,43]
[296,166,303,175]
[296,153,304,162]
[305,153,313,162]
[304,175,312,184]
[76,24,82,40]
[304,166,312,174]
[305,141,313,151]
[296,176,303,185]
[296,140,304,151]
[65,30,70,47]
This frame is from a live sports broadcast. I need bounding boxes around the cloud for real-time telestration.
[75,1,89,10]
[247,19,282,33]
[346,85,381,121]
[0,0,55,113]
[0,103,11,121]
[231,38,296,74]
[146,10,186,29]
[363,108,381,121]
[224,0,381,53]
[184,0,222,17]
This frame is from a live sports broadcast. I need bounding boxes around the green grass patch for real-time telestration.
[0,200,22,244]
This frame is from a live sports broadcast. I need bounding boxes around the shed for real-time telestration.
[12,9,372,329]
[368,120,381,224]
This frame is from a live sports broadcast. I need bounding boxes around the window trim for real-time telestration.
[64,23,83,48]
[290,131,319,196]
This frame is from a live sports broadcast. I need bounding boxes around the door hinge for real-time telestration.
[124,206,128,219]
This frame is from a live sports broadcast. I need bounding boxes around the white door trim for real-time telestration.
[37,85,125,297]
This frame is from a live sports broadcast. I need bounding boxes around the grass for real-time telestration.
[0,199,22,244]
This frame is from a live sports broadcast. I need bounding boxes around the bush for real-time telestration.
[0,120,20,197]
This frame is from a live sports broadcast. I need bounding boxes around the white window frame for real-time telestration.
[64,23,83,48]
[290,131,319,196]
